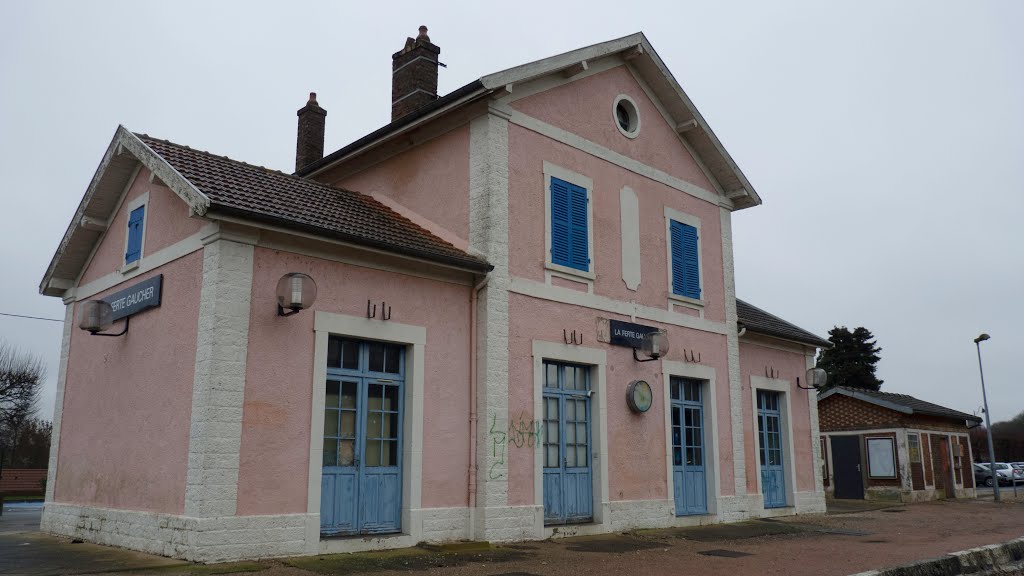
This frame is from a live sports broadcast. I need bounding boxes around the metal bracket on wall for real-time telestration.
[765,366,779,378]
[367,300,376,319]
[563,329,582,345]
[367,300,392,320]
[684,349,701,363]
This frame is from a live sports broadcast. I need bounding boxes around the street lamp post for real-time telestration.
[975,333,999,502]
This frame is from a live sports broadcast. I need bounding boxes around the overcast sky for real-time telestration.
[2,1,1021,425]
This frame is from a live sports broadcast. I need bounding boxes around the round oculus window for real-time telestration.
[612,95,640,138]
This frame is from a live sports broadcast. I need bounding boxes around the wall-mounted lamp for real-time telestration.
[796,367,828,390]
[633,330,670,362]
[276,272,317,316]
[78,300,129,337]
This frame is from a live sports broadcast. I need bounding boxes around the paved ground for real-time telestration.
[4,498,1024,576]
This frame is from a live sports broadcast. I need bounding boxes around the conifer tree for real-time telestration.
[815,326,883,391]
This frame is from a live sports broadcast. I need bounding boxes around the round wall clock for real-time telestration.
[626,380,653,413]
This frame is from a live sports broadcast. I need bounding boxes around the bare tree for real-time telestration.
[0,340,46,471]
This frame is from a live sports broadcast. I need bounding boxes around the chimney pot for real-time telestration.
[391,26,440,122]
[295,92,327,172]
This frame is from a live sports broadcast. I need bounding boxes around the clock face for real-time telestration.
[627,380,653,413]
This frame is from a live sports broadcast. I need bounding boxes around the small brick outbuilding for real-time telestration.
[818,387,981,502]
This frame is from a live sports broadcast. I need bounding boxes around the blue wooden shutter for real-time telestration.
[125,205,145,264]
[670,220,700,299]
[568,184,589,271]
[550,178,571,267]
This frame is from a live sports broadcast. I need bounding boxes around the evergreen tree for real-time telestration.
[815,326,884,391]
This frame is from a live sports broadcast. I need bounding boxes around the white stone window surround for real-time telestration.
[543,161,596,283]
[307,311,427,554]
[663,206,705,310]
[750,376,798,508]
[612,94,641,139]
[531,340,609,538]
[865,436,898,479]
[661,360,720,516]
[120,191,149,274]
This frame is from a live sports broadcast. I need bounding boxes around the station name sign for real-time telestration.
[608,319,660,349]
[103,275,162,321]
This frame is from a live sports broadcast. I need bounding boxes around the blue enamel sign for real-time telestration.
[608,319,659,348]
[104,275,162,321]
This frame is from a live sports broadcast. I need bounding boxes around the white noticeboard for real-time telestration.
[867,437,896,478]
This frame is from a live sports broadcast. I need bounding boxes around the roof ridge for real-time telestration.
[136,133,296,178]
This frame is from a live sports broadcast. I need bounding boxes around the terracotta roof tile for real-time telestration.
[137,134,490,272]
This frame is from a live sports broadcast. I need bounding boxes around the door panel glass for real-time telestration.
[340,412,356,437]
[325,409,340,436]
[323,439,338,466]
[326,381,340,407]
[339,440,355,466]
[384,345,401,373]
[365,440,381,466]
[341,382,357,408]
[383,385,399,410]
[368,343,385,372]
[546,364,558,388]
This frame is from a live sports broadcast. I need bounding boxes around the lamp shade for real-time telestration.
[78,300,113,333]
[806,367,828,389]
[276,273,317,312]
[642,330,670,359]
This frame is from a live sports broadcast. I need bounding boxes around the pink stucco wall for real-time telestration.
[324,125,471,246]
[738,339,816,494]
[507,293,734,506]
[79,167,206,285]
[511,65,717,192]
[55,252,201,514]
[235,247,473,515]
[507,125,726,324]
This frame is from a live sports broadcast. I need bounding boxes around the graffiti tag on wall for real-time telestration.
[488,412,545,480]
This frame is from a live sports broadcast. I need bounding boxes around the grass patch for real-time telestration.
[3,495,44,502]
[287,545,525,574]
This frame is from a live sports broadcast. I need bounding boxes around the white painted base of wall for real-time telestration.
[43,494,828,562]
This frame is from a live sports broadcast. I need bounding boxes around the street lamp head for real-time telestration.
[974,333,990,344]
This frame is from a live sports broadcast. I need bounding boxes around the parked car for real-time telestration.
[975,462,1021,486]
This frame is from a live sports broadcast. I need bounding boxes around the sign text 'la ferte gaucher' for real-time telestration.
[608,319,660,349]
[103,275,162,321]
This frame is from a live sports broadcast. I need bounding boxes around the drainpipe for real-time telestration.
[468,275,489,538]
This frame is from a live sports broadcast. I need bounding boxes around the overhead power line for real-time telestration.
[0,312,64,323]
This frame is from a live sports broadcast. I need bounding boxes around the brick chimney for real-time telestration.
[391,26,440,122]
[295,92,327,172]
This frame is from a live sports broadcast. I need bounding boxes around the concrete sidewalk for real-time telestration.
[6,498,1024,576]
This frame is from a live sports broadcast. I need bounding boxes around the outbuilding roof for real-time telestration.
[818,386,982,424]
[39,128,491,295]
[736,299,831,348]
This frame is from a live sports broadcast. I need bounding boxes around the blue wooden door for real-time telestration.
[542,361,592,525]
[321,338,404,536]
[671,377,707,515]
[757,390,786,508]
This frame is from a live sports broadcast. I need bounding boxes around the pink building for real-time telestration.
[39,30,831,562]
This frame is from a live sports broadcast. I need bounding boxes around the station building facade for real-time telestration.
[39,31,830,562]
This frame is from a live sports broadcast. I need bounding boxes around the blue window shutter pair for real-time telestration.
[670,220,700,299]
[550,177,589,271]
[125,205,145,264]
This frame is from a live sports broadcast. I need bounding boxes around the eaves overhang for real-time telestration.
[39,126,210,297]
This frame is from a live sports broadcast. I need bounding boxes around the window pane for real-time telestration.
[383,385,399,411]
[324,409,339,437]
[693,448,703,465]
[367,384,383,412]
[339,440,354,466]
[566,422,575,444]
[565,399,575,421]
[382,345,399,373]
[564,367,575,390]
[670,379,681,400]
[546,421,559,443]
[673,446,683,466]
[576,446,586,466]
[566,447,576,467]
[323,439,338,467]
[340,411,356,437]
[546,445,559,468]
[546,364,558,388]
[383,440,398,466]
[383,412,398,439]
[365,440,382,466]
[341,382,357,409]
[576,423,587,446]
[328,337,342,368]
[368,342,385,372]
[672,407,681,427]
[576,367,588,390]
[672,426,681,447]
[326,381,340,408]
[367,411,382,438]
[692,410,702,430]
[342,340,359,369]
[576,400,587,422]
